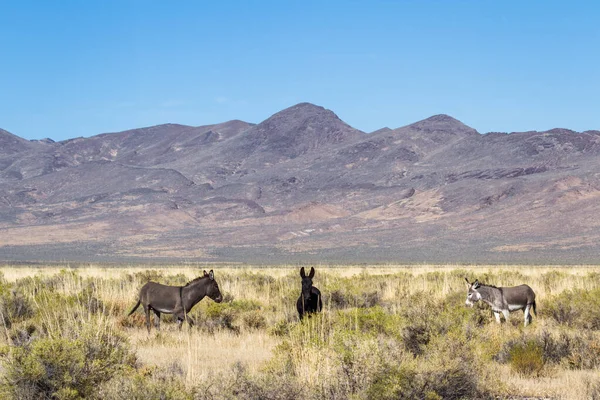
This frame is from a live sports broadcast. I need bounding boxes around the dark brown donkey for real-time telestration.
[296,267,322,320]
[128,270,223,333]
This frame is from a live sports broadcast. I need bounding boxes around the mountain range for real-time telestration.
[2,102,600,264]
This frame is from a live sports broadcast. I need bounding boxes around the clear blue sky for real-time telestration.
[1,1,598,141]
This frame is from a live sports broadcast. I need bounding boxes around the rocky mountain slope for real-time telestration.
[2,103,600,263]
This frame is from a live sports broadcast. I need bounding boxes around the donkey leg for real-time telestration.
[153,310,161,331]
[502,310,510,323]
[143,305,151,334]
[175,311,187,331]
[523,305,531,327]
[186,315,195,328]
[494,311,501,324]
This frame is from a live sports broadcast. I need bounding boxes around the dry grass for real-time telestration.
[1,263,599,399]
[130,329,276,383]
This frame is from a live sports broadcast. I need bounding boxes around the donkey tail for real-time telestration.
[532,300,537,316]
[128,300,141,316]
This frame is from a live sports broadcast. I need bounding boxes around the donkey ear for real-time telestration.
[203,270,209,277]
[209,270,214,280]
[464,277,471,287]
[300,267,306,278]
[473,280,480,289]
[309,267,315,278]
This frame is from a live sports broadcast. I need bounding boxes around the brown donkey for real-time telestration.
[128,270,223,333]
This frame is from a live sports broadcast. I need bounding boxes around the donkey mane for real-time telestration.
[479,283,500,289]
[184,276,209,287]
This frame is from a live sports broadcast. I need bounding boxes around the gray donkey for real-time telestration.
[465,278,537,326]
[129,270,223,333]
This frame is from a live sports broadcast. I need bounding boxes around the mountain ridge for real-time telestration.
[1,102,599,264]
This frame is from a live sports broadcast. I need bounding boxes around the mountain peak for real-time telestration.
[403,114,479,136]
[370,127,392,135]
[423,114,461,123]
[270,102,331,120]
[288,102,326,111]
[258,102,349,130]
[225,102,363,161]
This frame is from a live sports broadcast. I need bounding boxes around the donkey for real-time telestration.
[297,267,322,320]
[464,278,537,326]
[128,270,223,333]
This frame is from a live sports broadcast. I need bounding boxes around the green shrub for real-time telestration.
[562,333,600,370]
[543,288,600,329]
[426,365,480,399]
[9,324,38,347]
[508,340,545,377]
[402,323,430,356]
[1,327,135,399]
[194,361,304,400]
[234,271,276,287]
[366,364,420,400]
[12,276,45,296]
[129,270,164,283]
[540,270,568,292]
[199,300,262,333]
[230,299,263,311]
[538,330,572,364]
[397,293,471,355]
[497,331,600,371]
[0,289,33,328]
[118,310,147,329]
[329,289,381,309]
[333,334,382,395]
[366,363,480,400]
[202,303,238,333]
[586,272,600,287]
[335,306,401,337]
[242,310,266,330]
[76,287,105,316]
[268,319,291,337]
[98,366,191,400]
[36,270,83,293]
